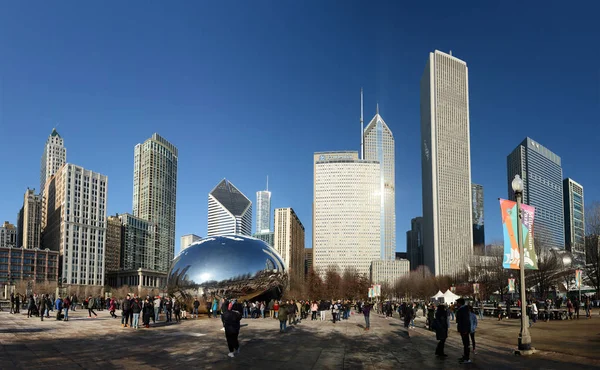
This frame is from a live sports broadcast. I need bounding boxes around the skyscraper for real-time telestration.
[507,138,564,250]
[406,217,424,271]
[313,151,380,277]
[471,183,485,250]
[105,216,122,273]
[42,164,108,285]
[364,106,396,261]
[421,50,473,276]
[0,221,17,248]
[118,213,158,271]
[22,189,43,250]
[133,133,178,272]
[40,128,66,195]
[563,178,585,265]
[256,177,271,233]
[207,179,252,237]
[181,234,202,251]
[274,207,305,284]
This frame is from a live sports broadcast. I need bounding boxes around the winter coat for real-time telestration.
[278,305,289,321]
[469,312,478,333]
[223,309,242,333]
[131,300,142,314]
[435,308,449,340]
[456,305,471,334]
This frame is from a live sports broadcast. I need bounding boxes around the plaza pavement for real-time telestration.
[1,308,599,369]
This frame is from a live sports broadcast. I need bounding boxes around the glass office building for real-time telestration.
[471,183,485,249]
[563,178,585,266]
[507,138,564,250]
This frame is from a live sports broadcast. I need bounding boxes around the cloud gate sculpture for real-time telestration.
[167,235,287,304]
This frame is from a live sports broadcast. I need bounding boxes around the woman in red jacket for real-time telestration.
[109,298,117,318]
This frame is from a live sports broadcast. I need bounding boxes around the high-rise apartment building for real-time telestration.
[274,207,305,284]
[256,178,271,233]
[364,109,396,261]
[0,221,17,248]
[313,151,380,277]
[252,231,274,247]
[472,183,485,249]
[119,213,158,271]
[421,50,473,276]
[507,138,564,250]
[23,189,43,250]
[40,128,66,195]
[564,178,585,265]
[180,234,202,251]
[105,216,122,273]
[406,217,424,271]
[207,179,252,237]
[133,133,178,272]
[42,164,108,285]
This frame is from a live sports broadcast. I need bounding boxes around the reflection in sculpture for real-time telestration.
[167,235,287,306]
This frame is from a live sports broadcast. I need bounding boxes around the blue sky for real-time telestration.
[0,1,598,254]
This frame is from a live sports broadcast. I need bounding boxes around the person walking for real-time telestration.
[27,295,36,318]
[223,302,242,358]
[311,301,318,320]
[121,294,131,327]
[584,297,591,319]
[362,302,372,330]
[63,296,71,321]
[9,293,15,314]
[87,296,98,318]
[404,302,414,335]
[456,298,472,364]
[174,300,182,322]
[54,296,63,320]
[469,306,478,354]
[192,297,200,319]
[434,304,449,357]
[529,301,538,327]
[278,302,288,332]
[109,298,117,318]
[14,293,21,314]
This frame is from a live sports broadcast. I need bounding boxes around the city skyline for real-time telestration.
[1,3,598,256]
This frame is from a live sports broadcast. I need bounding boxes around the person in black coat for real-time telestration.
[404,303,414,335]
[222,301,242,357]
[455,298,472,363]
[142,298,153,328]
[434,304,449,357]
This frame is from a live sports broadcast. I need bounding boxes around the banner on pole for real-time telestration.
[473,283,480,294]
[450,286,456,293]
[374,284,381,297]
[499,199,539,270]
[508,278,516,293]
[575,270,582,288]
[368,287,374,298]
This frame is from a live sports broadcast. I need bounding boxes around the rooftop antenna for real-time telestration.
[376,102,379,115]
[266,175,269,191]
[449,50,453,56]
[360,88,364,160]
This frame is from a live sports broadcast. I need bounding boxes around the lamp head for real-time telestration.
[512,174,524,193]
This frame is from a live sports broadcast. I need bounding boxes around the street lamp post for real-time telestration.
[512,174,534,354]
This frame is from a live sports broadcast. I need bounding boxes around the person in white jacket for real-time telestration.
[469,305,478,354]
[530,301,538,327]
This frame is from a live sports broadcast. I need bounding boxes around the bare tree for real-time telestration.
[585,201,600,294]
[525,232,565,299]
[323,265,342,300]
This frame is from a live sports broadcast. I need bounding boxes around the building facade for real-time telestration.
[0,222,17,248]
[105,216,122,273]
[313,151,380,277]
[0,246,59,283]
[252,231,274,247]
[207,179,252,237]
[256,182,271,233]
[119,213,158,271]
[180,234,202,251]
[40,128,67,195]
[304,248,313,277]
[23,189,43,250]
[507,138,564,250]
[371,259,410,285]
[564,178,585,265]
[105,268,167,290]
[406,217,424,271]
[42,164,108,286]
[133,133,178,272]
[471,183,485,250]
[421,50,473,276]
[364,111,396,261]
[274,208,305,284]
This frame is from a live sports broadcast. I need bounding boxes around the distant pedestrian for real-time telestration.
[278,303,288,332]
[362,302,372,330]
[469,306,478,354]
[87,296,97,318]
[529,301,538,327]
[63,296,71,321]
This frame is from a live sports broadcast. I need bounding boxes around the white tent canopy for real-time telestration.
[432,290,445,299]
[442,290,460,304]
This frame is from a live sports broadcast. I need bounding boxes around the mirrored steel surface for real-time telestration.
[167,235,287,301]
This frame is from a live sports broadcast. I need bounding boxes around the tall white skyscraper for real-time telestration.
[313,151,380,277]
[364,107,396,260]
[42,164,108,285]
[40,128,66,195]
[421,50,473,276]
[207,179,252,237]
[256,177,271,233]
[133,133,178,272]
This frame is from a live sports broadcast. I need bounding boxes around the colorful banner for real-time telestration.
[450,286,456,293]
[499,199,539,270]
[473,283,480,295]
[575,270,582,289]
[508,278,516,293]
[368,287,374,298]
[374,284,381,297]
